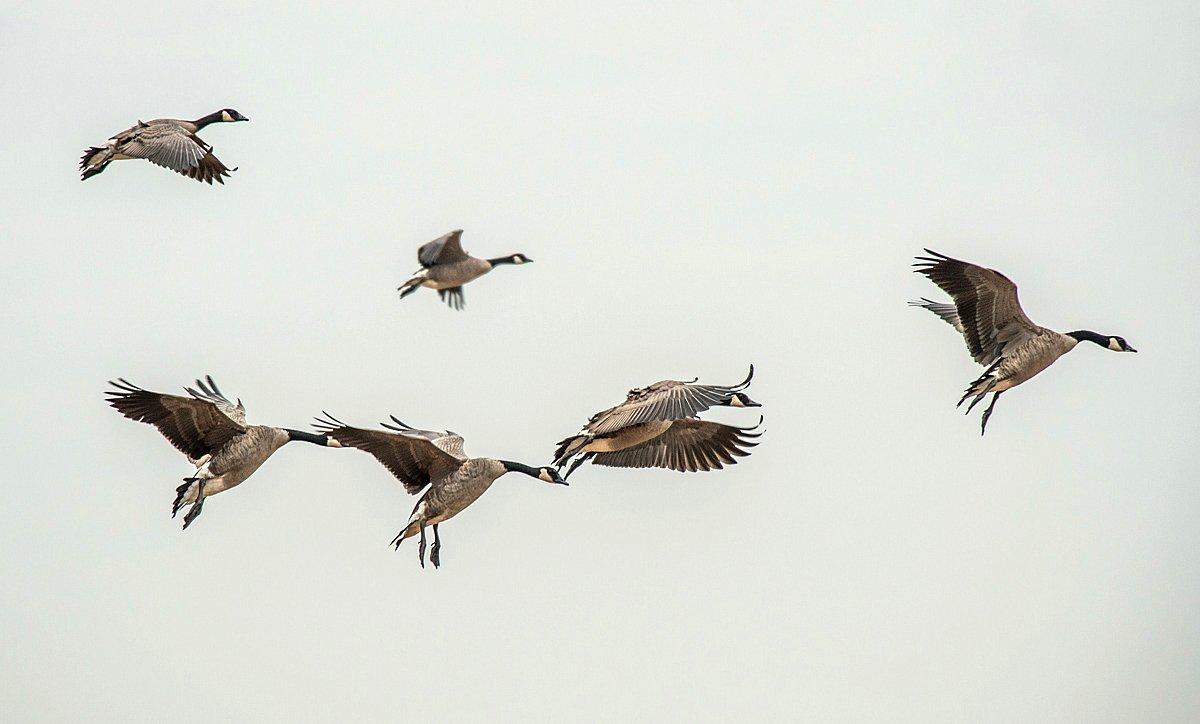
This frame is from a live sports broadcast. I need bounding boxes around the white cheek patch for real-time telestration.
[221,110,233,122]
[1108,338,1122,351]
[729,396,745,407]
[538,470,553,483]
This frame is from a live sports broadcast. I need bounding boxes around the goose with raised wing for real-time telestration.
[911,249,1137,435]
[106,376,336,529]
[313,413,566,568]
[80,108,248,184]
[396,229,531,310]
[553,366,763,480]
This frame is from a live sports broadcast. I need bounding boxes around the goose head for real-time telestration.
[220,108,250,122]
[1107,336,1137,353]
[1068,330,1137,352]
[537,467,569,486]
[490,253,532,266]
[501,460,568,485]
[725,392,761,408]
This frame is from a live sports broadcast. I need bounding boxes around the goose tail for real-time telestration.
[172,478,200,518]
[958,359,1002,411]
[79,146,113,180]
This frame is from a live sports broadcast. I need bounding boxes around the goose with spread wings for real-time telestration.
[911,249,1137,435]
[80,108,248,184]
[396,229,532,310]
[313,413,566,568]
[553,366,763,480]
[106,376,335,529]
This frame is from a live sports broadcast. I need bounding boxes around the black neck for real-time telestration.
[487,255,517,266]
[193,111,225,129]
[285,429,331,446]
[1067,330,1108,346]
[500,460,540,477]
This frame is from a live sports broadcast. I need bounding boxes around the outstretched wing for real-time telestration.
[120,123,208,171]
[592,417,763,473]
[118,122,235,184]
[106,377,248,462]
[585,366,755,435]
[417,230,468,268]
[913,250,1041,365]
[313,413,464,495]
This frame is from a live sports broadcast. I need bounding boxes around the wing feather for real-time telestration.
[592,418,762,473]
[585,366,754,435]
[314,413,463,494]
[417,230,468,268]
[913,250,1041,365]
[106,377,247,462]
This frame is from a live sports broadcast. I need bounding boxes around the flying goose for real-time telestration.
[912,249,1137,435]
[553,366,763,480]
[80,108,248,184]
[396,229,531,310]
[313,412,566,568]
[106,376,336,529]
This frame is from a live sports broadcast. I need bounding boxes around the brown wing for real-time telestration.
[586,366,755,435]
[176,151,236,185]
[913,250,1042,365]
[313,413,463,495]
[106,378,247,462]
[418,230,468,268]
[592,417,762,473]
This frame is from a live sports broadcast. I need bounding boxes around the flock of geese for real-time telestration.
[92,109,1138,568]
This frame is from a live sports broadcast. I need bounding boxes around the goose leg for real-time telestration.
[182,480,206,530]
[430,524,442,569]
[563,453,592,480]
[980,392,1003,436]
[417,525,427,569]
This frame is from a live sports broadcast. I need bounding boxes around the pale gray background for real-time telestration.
[1,2,1197,721]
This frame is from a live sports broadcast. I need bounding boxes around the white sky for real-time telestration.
[2,2,1198,721]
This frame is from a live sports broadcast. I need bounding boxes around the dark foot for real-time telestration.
[563,453,592,480]
[417,527,427,569]
[182,496,204,530]
[980,393,1002,436]
[430,542,441,569]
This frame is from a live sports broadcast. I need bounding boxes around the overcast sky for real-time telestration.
[2,2,1198,721]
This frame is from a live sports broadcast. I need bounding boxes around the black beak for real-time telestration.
[1128,346,1138,353]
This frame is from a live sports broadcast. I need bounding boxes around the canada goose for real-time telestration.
[312,412,566,568]
[106,376,336,529]
[80,108,249,184]
[912,249,1137,435]
[396,229,532,310]
[553,366,763,480]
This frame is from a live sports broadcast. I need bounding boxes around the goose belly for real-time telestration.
[583,420,673,453]
[423,260,491,289]
[424,462,503,524]
[995,333,1076,388]
[200,429,288,492]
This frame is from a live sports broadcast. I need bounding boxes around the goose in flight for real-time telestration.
[106,376,336,528]
[912,249,1137,435]
[397,229,531,310]
[80,108,248,184]
[553,366,763,480]
[313,412,566,568]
